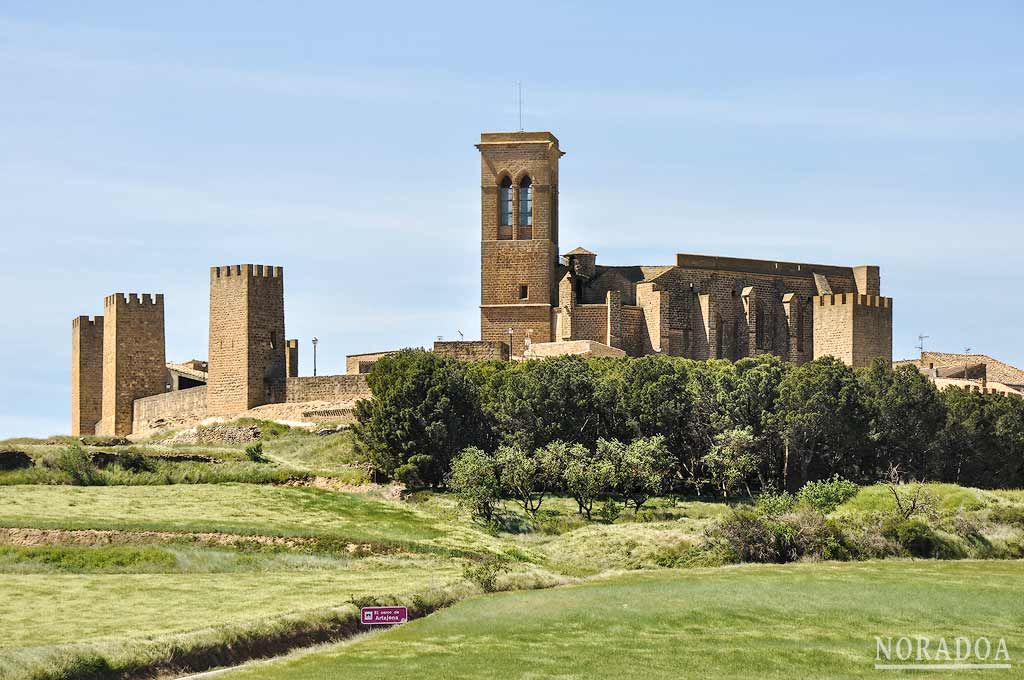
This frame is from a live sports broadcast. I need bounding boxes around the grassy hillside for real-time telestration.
[2,562,460,650]
[2,423,1022,680]
[0,484,512,556]
[224,560,1024,680]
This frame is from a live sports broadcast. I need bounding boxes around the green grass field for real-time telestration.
[2,427,1023,680]
[225,560,1024,680]
[0,483,511,556]
[2,562,460,650]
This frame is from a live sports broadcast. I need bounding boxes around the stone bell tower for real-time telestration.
[476,131,563,356]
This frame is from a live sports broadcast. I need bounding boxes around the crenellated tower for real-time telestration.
[97,293,167,436]
[476,131,563,356]
[812,293,893,368]
[207,265,286,416]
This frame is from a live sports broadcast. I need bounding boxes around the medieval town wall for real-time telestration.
[285,375,372,403]
[132,386,208,434]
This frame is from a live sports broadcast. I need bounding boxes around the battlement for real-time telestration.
[210,264,284,281]
[814,293,892,309]
[72,315,103,329]
[103,293,164,308]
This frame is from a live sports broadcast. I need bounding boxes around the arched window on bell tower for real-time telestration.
[518,175,533,239]
[498,176,513,240]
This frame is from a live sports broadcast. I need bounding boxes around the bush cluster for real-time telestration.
[708,477,997,563]
[353,349,1024,494]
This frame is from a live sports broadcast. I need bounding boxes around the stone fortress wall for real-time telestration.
[70,128,903,437]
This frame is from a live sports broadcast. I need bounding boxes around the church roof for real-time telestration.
[563,247,596,256]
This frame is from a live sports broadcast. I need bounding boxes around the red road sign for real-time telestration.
[360,606,408,625]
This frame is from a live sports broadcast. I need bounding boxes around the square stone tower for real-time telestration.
[71,315,104,435]
[207,265,286,416]
[812,293,893,368]
[97,294,167,436]
[476,131,563,356]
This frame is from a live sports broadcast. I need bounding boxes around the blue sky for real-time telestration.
[1,2,1021,438]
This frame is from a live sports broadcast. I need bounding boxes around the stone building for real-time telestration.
[895,352,1024,397]
[207,265,287,416]
[70,128,899,436]
[69,264,355,436]
[477,130,893,366]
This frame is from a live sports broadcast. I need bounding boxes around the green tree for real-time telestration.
[705,427,759,498]
[994,395,1024,487]
[932,387,996,486]
[778,357,869,488]
[609,355,701,483]
[859,359,946,480]
[600,436,668,514]
[562,443,614,519]
[496,442,563,517]
[353,349,489,487]
[490,356,609,451]
[449,446,501,523]
[720,355,789,490]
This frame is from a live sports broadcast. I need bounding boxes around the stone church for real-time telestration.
[477,131,893,367]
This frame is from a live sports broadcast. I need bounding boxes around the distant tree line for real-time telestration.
[353,349,1024,496]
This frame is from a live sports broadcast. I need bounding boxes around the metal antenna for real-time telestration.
[916,334,929,354]
[517,81,523,131]
[457,330,464,340]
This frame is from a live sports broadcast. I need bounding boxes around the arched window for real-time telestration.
[518,176,532,227]
[498,176,513,228]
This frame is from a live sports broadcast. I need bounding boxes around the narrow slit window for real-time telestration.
[518,176,532,226]
[519,284,529,300]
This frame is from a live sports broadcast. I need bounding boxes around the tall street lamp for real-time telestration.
[312,337,319,376]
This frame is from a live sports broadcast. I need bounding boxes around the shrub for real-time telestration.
[449,446,501,523]
[830,514,899,560]
[990,505,1024,527]
[708,509,797,563]
[42,445,102,486]
[796,475,859,513]
[462,555,509,593]
[596,498,622,524]
[533,508,584,535]
[883,518,963,559]
[244,442,267,463]
[113,451,153,473]
[785,508,846,560]
[755,489,796,516]
[708,508,845,563]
